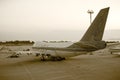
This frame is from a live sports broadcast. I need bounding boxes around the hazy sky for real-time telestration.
[0,0,120,41]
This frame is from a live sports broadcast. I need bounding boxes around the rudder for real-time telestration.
[80,7,109,41]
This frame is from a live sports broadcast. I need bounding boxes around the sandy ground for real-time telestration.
[0,44,120,80]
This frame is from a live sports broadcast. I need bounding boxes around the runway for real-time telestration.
[0,51,120,80]
[0,43,120,80]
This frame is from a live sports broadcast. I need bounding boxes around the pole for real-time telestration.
[87,10,94,24]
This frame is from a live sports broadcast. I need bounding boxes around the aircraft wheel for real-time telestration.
[52,57,65,61]
[41,54,46,61]
[61,57,65,60]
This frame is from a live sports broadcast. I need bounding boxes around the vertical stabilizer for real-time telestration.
[80,7,109,41]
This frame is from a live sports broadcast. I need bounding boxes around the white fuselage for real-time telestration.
[33,41,87,58]
[44,50,87,57]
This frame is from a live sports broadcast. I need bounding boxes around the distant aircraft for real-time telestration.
[109,48,120,55]
[33,7,110,61]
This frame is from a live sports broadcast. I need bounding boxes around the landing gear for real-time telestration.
[41,54,46,61]
[40,54,65,61]
[51,56,65,61]
[40,54,51,61]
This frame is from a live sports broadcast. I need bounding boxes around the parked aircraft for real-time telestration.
[33,7,110,61]
[109,48,120,55]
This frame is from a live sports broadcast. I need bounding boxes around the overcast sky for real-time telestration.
[0,0,120,41]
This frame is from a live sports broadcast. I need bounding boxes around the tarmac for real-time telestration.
[0,44,120,80]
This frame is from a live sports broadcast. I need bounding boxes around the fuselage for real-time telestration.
[32,41,96,58]
[41,50,88,57]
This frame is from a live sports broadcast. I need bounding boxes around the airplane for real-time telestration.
[109,47,120,55]
[109,49,120,54]
[33,7,110,61]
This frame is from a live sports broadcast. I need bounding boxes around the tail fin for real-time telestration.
[80,7,109,41]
